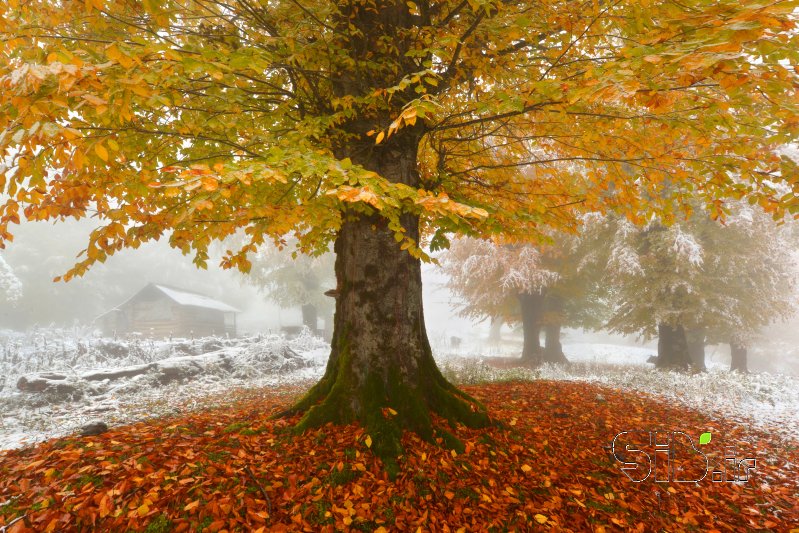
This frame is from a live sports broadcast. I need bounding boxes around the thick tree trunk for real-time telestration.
[730,342,748,373]
[656,324,692,369]
[518,292,544,363]
[685,327,706,371]
[281,133,489,462]
[301,304,318,334]
[543,295,569,364]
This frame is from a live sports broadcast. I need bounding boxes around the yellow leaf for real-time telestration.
[364,435,372,448]
[137,503,150,516]
[184,500,199,511]
[82,93,108,106]
[95,143,109,161]
[534,514,548,524]
[521,464,532,473]
[387,407,397,415]
[375,131,385,144]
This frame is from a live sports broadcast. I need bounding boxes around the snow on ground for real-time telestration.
[438,340,799,441]
[1,328,797,451]
[0,328,328,450]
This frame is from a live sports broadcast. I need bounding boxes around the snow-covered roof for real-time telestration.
[151,284,240,313]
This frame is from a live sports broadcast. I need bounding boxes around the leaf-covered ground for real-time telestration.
[1,381,797,532]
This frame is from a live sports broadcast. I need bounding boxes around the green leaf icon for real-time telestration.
[699,432,711,445]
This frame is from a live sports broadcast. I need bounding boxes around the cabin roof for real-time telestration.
[151,284,240,313]
[96,283,240,321]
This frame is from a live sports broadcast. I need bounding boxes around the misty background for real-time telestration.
[2,217,799,376]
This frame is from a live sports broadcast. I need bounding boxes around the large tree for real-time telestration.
[2,0,798,458]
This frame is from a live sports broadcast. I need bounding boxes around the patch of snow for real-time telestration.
[0,327,326,450]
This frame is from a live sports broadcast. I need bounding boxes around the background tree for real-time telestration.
[441,229,608,364]
[602,204,797,370]
[440,237,559,363]
[700,204,798,372]
[248,243,335,338]
[2,0,798,459]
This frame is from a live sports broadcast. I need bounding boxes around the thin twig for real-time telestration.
[244,465,272,516]
[0,514,27,532]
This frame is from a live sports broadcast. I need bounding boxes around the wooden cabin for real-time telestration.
[96,283,239,338]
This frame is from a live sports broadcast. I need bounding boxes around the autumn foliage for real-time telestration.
[1,381,797,532]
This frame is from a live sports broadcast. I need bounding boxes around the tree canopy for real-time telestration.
[603,202,797,346]
[2,0,798,269]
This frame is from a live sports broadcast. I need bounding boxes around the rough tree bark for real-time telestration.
[656,324,692,369]
[518,292,544,363]
[685,327,706,371]
[281,132,489,464]
[281,2,493,465]
[543,295,569,364]
[730,342,748,373]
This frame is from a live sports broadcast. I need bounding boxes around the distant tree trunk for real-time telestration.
[488,316,503,343]
[543,296,568,364]
[323,310,334,342]
[518,292,544,363]
[685,328,706,371]
[301,304,318,333]
[656,324,692,369]
[730,342,748,373]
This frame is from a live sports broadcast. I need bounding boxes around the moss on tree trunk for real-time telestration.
[279,133,490,468]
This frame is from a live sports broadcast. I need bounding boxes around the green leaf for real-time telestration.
[699,432,711,445]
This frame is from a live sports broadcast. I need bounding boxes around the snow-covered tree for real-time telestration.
[603,204,797,370]
[0,254,22,303]
[441,231,607,364]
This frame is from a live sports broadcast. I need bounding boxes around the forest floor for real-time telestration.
[1,380,798,533]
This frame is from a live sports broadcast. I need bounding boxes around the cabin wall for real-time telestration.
[105,292,236,338]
